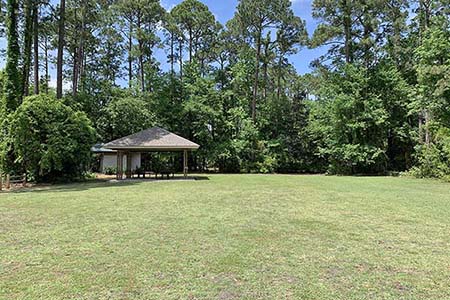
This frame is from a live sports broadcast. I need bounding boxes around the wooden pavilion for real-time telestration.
[103,127,200,180]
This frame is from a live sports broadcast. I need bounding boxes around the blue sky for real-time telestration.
[0,0,326,87]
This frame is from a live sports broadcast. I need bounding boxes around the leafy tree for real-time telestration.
[182,63,221,170]
[8,94,96,181]
[414,21,450,139]
[268,76,324,173]
[410,128,450,179]
[97,96,156,141]
[410,20,450,178]
[313,65,389,174]
[370,62,414,171]
[0,0,449,180]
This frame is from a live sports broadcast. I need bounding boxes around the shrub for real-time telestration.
[103,167,117,175]
[408,127,450,179]
[8,95,96,182]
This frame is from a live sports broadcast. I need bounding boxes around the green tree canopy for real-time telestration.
[97,96,156,141]
[8,94,96,181]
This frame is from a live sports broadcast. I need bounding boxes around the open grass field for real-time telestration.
[1,175,450,299]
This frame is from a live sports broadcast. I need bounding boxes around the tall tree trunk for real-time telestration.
[277,56,283,101]
[424,110,431,145]
[262,60,268,101]
[189,28,193,63]
[419,0,432,145]
[170,32,174,76]
[32,3,39,95]
[388,2,402,67]
[138,47,145,92]
[137,15,145,93]
[363,20,371,67]
[342,0,352,63]
[72,48,78,96]
[262,39,269,101]
[79,44,85,92]
[56,0,66,99]
[79,2,86,92]
[128,22,133,87]
[170,32,175,103]
[200,58,205,77]
[44,37,49,94]
[73,3,85,96]
[252,29,262,122]
[4,0,22,112]
[220,57,226,89]
[179,38,183,100]
[419,0,431,37]
[179,39,183,82]
[22,0,33,97]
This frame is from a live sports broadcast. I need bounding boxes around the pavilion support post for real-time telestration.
[121,152,124,180]
[116,152,120,180]
[183,150,188,178]
[126,152,132,179]
[117,151,124,180]
[6,174,10,189]
[116,152,119,180]
[121,152,125,179]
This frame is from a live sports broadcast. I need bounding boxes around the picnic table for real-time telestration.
[133,168,176,180]
[134,170,155,179]
[156,170,175,179]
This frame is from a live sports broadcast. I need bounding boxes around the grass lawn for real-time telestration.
[1,175,450,299]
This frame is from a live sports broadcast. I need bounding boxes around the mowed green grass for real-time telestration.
[1,175,450,300]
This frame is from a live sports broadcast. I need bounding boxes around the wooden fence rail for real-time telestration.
[0,173,27,191]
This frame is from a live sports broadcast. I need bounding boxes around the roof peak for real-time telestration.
[103,127,199,151]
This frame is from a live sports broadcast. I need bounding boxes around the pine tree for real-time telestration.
[32,0,39,95]
[171,0,217,64]
[22,0,34,97]
[230,0,302,122]
[56,0,66,99]
[3,0,21,114]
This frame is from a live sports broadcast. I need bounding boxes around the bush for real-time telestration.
[408,127,450,179]
[8,95,96,182]
[103,167,117,175]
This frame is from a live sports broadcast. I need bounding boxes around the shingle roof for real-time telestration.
[103,127,200,151]
[91,143,117,153]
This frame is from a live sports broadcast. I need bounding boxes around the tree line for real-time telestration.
[0,0,449,181]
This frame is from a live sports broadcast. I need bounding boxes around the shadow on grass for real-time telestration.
[10,180,141,194]
[193,176,210,181]
[9,175,210,194]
